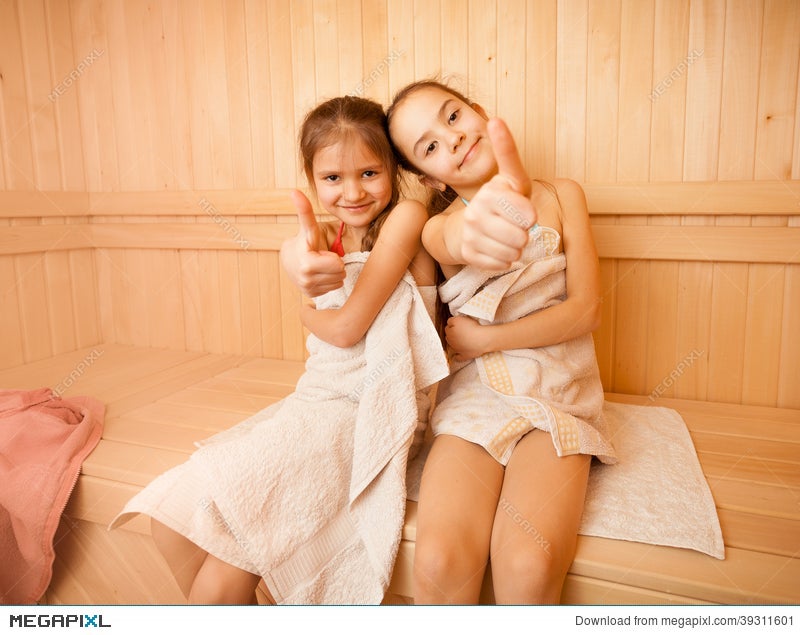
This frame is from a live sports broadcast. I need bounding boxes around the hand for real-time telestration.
[281,190,346,297]
[460,118,536,270]
[446,315,491,362]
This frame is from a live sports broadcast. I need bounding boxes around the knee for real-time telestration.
[491,539,572,604]
[414,533,486,592]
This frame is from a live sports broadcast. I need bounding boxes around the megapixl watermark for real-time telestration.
[497,496,551,554]
[648,348,705,402]
[350,49,405,97]
[9,613,110,627]
[48,48,105,103]
[649,48,704,102]
[348,345,404,401]
[52,348,104,397]
[198,197,250,249]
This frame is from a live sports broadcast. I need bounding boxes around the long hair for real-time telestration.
[299,96,399,251]
[386,80,479,344]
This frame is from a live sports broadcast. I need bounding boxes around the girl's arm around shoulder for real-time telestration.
[300,199,429,348]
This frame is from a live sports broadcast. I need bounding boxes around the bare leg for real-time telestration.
[150,518,207,599]
[489,429,591,604]
[413,434,504,604]
[188,553,262,604]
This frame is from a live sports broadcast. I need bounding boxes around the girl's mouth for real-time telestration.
[459,139,480,168]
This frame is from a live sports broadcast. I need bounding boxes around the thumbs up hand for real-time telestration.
[459,118,536,270]
[280,190,346,297]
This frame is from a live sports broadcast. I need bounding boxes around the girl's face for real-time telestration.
[389,86,497,198]
[311,138,393,228]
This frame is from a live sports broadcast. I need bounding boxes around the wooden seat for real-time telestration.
[2,344,796,605]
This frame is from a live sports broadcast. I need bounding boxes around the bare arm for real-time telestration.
[300,199,429,348]
[446,180,602,360]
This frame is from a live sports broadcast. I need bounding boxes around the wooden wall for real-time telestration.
[1,0,799,408]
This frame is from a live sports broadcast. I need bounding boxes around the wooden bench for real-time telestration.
[1,185,798,605]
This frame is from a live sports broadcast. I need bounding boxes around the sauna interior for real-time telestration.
[0,0,798,607]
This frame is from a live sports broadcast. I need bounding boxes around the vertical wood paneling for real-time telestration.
[0,0,36,189]
[649,0,689,181]
[682,0,725,181]
[525,0,557,180]
[717,0,762,181]
[18,0,60,190]
[45,0,86,190]
[754,0,800,180]
[706,216,749,403]
[556,0,588,181]
[335,0,363,97]
[266,0,294,187]
[585,0,620,182]
[617,0,653,181]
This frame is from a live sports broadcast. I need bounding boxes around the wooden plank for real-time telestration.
[778,262,800,408]
[683,0,725,181]
[717,0,762,180]
[699,452,800,490]
[617,0,654,181]
[2,182,798,220]
[572,536,800,604]
[754,0,800,181]
[649,0,690,181]
[561,574,713,605]
[716,509,800,557]
[81,438,189,486]
[585,0,620,182]
[555,0,588,181]
[15,252,54,362]
[742,245,786,405]
[690,431,799,464]
[0,224,92,254]
[243,0,273,188]
[524,0,557,180]
[591,225,800,264]
[162,386,278,414]
[89,222,295,251]
[674,217,712,400]
[584,181,800,215]
[0,255,25,369]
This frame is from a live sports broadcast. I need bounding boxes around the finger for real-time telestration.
[290,189,319,251]
[487,118,531,198]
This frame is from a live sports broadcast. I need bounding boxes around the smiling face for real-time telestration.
[311,137,393,228]
[388,85,497,199]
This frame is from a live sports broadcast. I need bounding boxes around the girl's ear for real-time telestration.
[419,173,447,192]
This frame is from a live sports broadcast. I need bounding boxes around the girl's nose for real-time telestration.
[343,178,365,202]
[447,129,465,152]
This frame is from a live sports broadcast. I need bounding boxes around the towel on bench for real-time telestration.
[0,388,104,604]
[111,253,449,604]
[408,224,723,559]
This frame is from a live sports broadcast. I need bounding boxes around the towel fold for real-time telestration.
[0,388,104,604]
[111,253,449,604]
[432,226,616,465]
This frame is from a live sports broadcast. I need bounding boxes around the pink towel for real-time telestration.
[0,388,104,604]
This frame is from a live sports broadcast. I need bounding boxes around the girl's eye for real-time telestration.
[448,109,458,123]
[424,141,437,156]
[362,170,377,178]
[323,175,340,183]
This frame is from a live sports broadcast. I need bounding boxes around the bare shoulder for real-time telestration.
[381,198,428,234]
[552,178,587,204]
